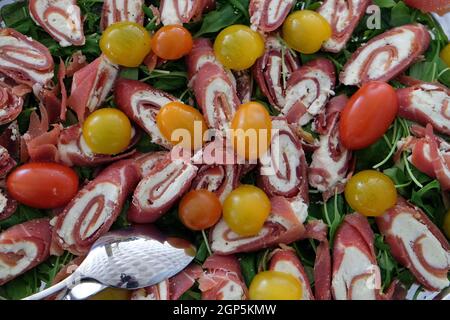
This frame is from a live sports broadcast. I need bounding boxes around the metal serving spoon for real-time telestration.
[24,225,196,300]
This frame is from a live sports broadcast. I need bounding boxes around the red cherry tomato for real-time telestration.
[339,81,398,150]
[7,162,79,209]
[151,25,193,60]
[179,190,222,230]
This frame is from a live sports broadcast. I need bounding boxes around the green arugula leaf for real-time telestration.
[195,3,243,37]
[390,1,412,27]
[238,253,257,287]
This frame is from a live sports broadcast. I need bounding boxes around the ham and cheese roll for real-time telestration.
[29,0,85,47]
[0,81,25,125]
[282,58,336,126]
[0,219,52,285]
[159,0,213,26]
[52,160,140,255]
[376,198,450,291]
[0,29,54,88]
[318,0,371,53]
[115,78,177,149]
[340,24,431,86]
[249,0,295,32]
[100,0,144,30]
[198,254,248,300]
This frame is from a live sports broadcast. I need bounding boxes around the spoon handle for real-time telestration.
[22,275,77,300]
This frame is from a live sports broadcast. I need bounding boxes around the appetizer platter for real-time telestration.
[0,0,449,301]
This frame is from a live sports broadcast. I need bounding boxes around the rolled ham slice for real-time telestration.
[253,36,300,111]
[397,82,450,136]
[0,144,17,221]
[159,0,211,25]
[268,248,314,300]
[233,70,252,104]
[0,29,54,88]
[115,78,177,149]
[68,55,119,121]
[340,24,431,86]
[128,156,198,223]
[318,0,371,53]
[0,218,52,285]
[210,196,306,254]
[29,0,85,47]
[308,95,353,201]
[404,0,450,15]
[282,58,336,126]
[376,198,450,291]
[0,81,24,125]
[100,0,144,30]
[249,0,295,33]
[198,254,248,300]
[332,213,381,300]
[52,160,140,255]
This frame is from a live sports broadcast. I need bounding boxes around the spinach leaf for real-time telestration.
[0,205,46,231]
[195,2,244,37]
[390,1,412,27]
[373,0,397,8]
[238,253,257,287]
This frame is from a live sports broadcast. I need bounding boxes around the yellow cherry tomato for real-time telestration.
[231,101,272,160]
[82,108,132,155]
[441,43,450,67]
[223,185,271,236]
[344,170,397,217]
[249,271,302,300]
[282,10,332,54]
[443,210,450,239]
[214,25,264,70]
[89,288,131,300]
[100,21,151,67]
[156,101,207,150]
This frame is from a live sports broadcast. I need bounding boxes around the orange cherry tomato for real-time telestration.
[151,25,193,60]
[339,81,398,150]
[231,101,272,160]
[7,163,79,209]
[179,190,222,230]
[156,101,207,150]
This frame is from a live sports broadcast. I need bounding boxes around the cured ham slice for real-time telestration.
[29,0,85,47]
[57,124,137,167]
[397,82,450,136]
[405,124,450,190]
[0,81,24,125]
[0,189,17,221]
[131,264,203,300]
[65,51,87,77]
[249,0,295,33]
[0,145,16,178]
[52,160,140,255]
[308,95,353,201]
[128,156,198,223]
[253,36,300,111]
[210,196,306,254]
[268,249,314,300]
[376,198,450,291]
[68,55,119,121]
[282,58,336,126]
[133,151,169,176]
[198,254,248,300]
[0,29,54,88]
[233,70,252,104]
[115,78,177,149]
[404,0,450,15]
[0,121,20,159]
[0,218,52,285]
[159,0,212,26]
[318,0,371,53]
[340,24,431,86]
[100,0,144,30]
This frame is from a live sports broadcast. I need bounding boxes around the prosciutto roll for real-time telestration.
[100,0,144,30]
[29,0,85,47]
[397,82,450,136]
[0,29,54,87]
[52,160,140,255]
[268,249,314,300]
[198,254,248,300]
[249,0,295,33]
[282,58,336,126]
[0,218,52,285]
[332,213,385,300]
[404,0,450,15]
[67,55,119,121]
[115,78,177,149]
[340,24,431,86]
[253,36,300,111]
[57,124,138,167]
[308,95,353,200]
[128,156,198,223]
[318,0,371,53]
[210,196,306,254]
[377,198,450,291]
[159,0,212,26]
[0,81,24,125]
